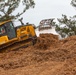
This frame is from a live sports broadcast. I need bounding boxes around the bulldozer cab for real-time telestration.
[0,21,16,39]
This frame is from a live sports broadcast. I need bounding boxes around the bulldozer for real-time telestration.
[0,20,37,50]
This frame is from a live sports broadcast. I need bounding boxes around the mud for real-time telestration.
[0,33,76,75]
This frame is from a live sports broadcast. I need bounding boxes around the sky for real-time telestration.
[21,0,76,26]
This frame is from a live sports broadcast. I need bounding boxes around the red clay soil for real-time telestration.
[0,33,76,75]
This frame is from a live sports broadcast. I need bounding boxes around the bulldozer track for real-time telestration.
[0,38,34,52]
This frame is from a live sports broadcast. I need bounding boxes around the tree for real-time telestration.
[55,14,76,38]
[71,0,76,7]
[0,0,35,22]
[55,0,76,38]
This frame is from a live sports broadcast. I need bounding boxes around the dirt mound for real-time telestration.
[0,34,76,75]
[61,35,76,51]
[32,35,76,75]
[34,33,59,50]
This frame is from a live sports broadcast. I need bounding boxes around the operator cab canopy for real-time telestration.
[0,20,16,39]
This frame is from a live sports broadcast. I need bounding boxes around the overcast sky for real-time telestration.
[21,0,76,26]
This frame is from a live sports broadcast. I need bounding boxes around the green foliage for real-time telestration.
[55,0,76,38]
[55,14,76,38]
[71,0,76,7]
[0,0,35,22]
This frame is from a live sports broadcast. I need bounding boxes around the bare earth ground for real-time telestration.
[0,33,76,75]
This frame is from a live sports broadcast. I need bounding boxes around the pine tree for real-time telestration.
[0,0,35,22]
[55,14,76,38]
[71,0,76,7]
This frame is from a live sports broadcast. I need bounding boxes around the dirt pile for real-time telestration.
[0,33,76,75]
[32,34,76,75]
[61,35,76,50]
[34,33,59,50]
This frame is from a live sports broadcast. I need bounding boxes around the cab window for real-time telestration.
[0,26,5,35]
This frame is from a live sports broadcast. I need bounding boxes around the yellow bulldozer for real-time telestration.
[0,20,37,50]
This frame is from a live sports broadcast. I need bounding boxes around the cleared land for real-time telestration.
[0,33,76,75]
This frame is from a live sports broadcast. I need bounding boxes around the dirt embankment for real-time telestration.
[0,33,76,75]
